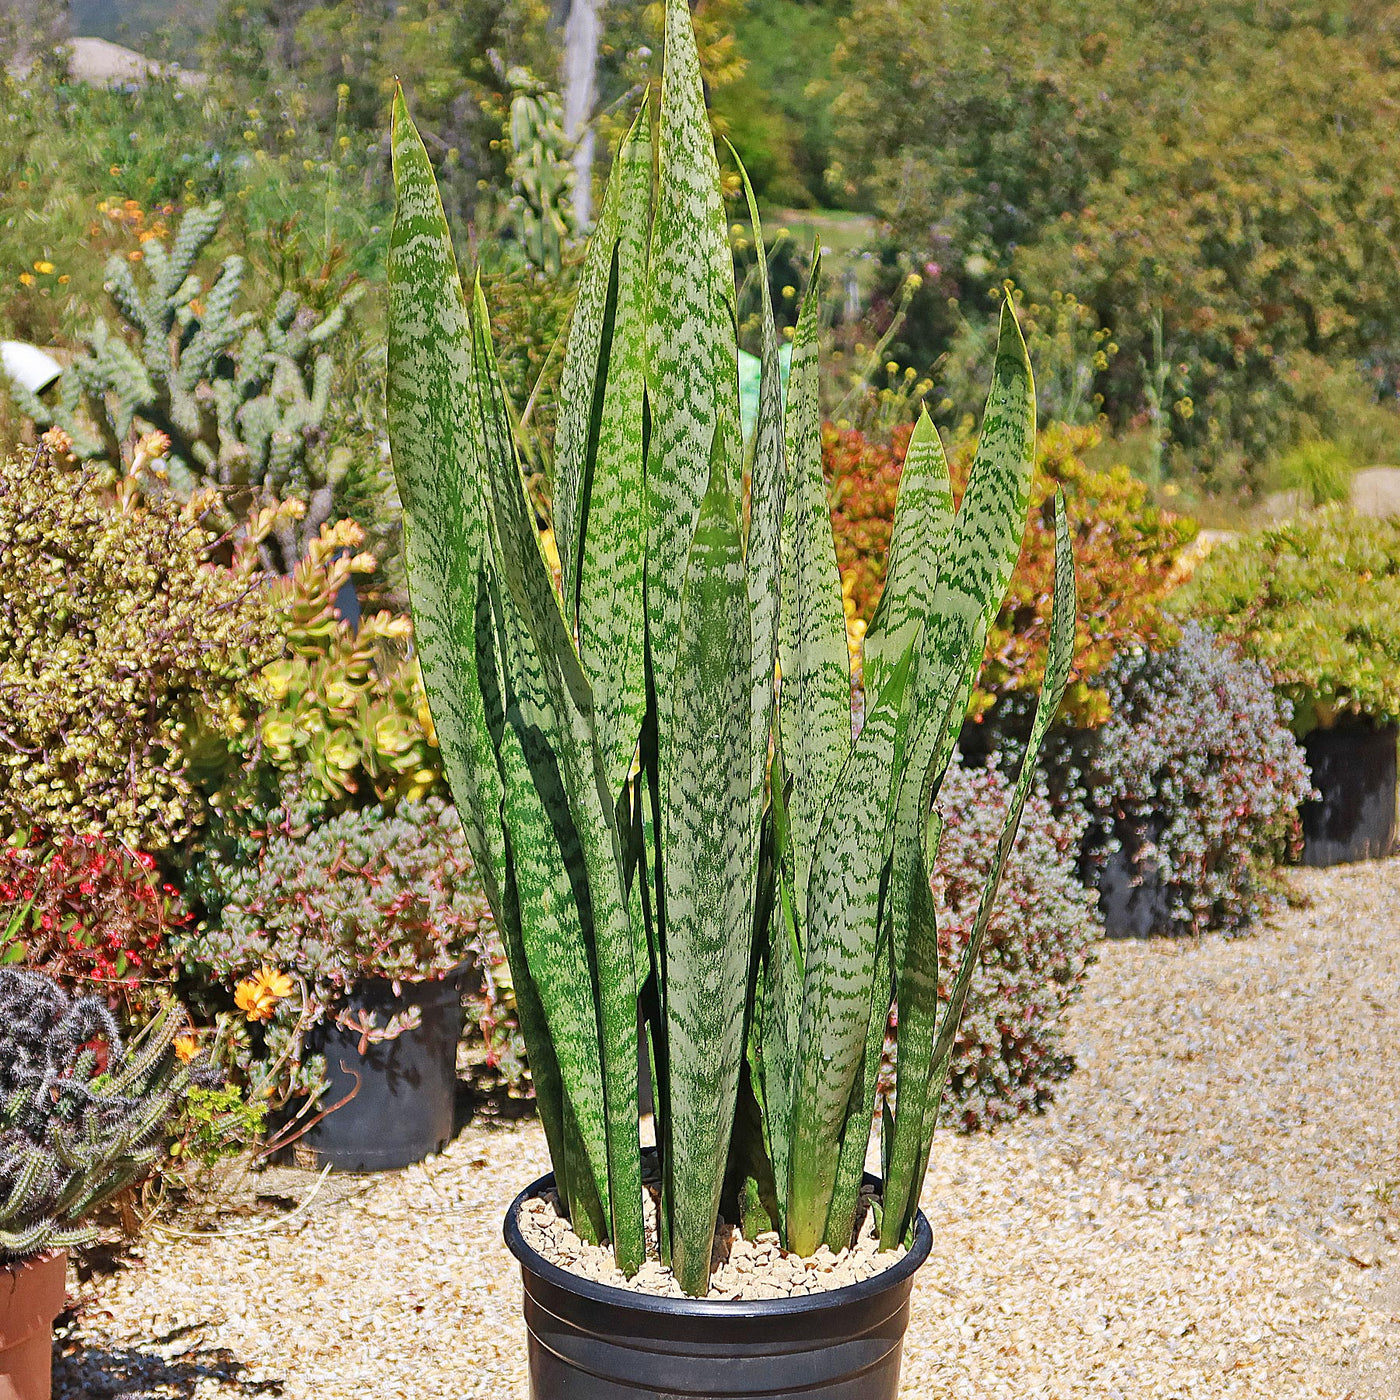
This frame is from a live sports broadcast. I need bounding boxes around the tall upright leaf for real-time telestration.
[385,89,499,903]
[779,254,852,914]
[647,0,742,762]
[882,492,1076,1248]
[555,100,653,797]
[385,92,575,1186]
[663,440,753,1294]
[469,281,644,1274]
[785,642,915,1256]
[879,301,1038,1126]
[730,144,787,858]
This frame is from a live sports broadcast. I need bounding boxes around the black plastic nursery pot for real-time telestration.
[288,974,463,1172]
[503,1170,933,1400]
[1093,818,1178,938]
[1300,721,1398,867]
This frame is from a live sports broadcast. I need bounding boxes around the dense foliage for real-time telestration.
[893,752,1099,1130]
[1178,507,1400,729]
[825,419,1196,724]
[0,442,283,852]
[830,0,1400,488]
[0,968,193,1262]
[0,830,189,1014]
[1087,625,1313,936]
[210,518,445,822]
[179,798,510,1106]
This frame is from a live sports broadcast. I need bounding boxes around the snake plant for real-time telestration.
[387,0,1076,1295]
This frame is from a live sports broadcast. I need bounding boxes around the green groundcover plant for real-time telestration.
[1177,505,1400,732]
[386,0,1076,1294]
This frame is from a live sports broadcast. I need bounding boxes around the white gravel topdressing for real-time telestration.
[53,858,1400,1398]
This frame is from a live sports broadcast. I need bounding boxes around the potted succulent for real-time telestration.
[386,2,1074,1392]
[0,967,192,1400]
[1180,505,1400,865]
[179,797,500,1171]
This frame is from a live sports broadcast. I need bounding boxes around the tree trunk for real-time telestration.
[562,0,604,228]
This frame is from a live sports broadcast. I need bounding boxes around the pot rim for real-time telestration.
[503,1168,932,1319]
[0,1250,65,1279]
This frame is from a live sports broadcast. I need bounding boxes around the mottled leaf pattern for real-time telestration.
[785,643,915,1256]
[884,495,1076,1247]
[385,93,580,1196]
[779,254,852,913]
[647,0,742,758]
[731,144,787,860]
[663,441,753,1294]
[386,2,1070,1286]
[864,409,953,705]
[469,282,644,1275]
[557,101,653,798]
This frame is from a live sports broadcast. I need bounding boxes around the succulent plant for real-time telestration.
[8,203,358,571]
[0,968,193,1264]
[387,0,1076,1294]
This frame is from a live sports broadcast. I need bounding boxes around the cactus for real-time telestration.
[10,203,358,572]
[0,969,193,1264]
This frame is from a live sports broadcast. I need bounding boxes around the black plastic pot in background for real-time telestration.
[504,1169,933,1400]
[1301,721,1398,867]
[1092,817,1180,938]
[287,974,463,1172]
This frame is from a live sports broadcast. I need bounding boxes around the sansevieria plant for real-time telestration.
[387,0,1076,1295]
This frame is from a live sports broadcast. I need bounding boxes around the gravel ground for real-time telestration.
[54,858,1400,1398]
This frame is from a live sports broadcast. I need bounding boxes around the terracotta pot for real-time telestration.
[0,1252,66,1400]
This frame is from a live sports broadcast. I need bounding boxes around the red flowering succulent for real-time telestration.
[0,830,188,1013]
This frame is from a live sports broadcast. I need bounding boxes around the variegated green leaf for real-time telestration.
[387,91,579,1198]
[647,0,742,766]
[469,279,645,1275]
[785,640,916,1257]
[729,142,787,860]
[555,100,653,798]
[821,904,895,1251]
[386,88,500,906]
[663,436,754,1294]
[480,551,612,1240]
[882,492,1076,1248]
[779,252,852,914]
[864,409,953,705]
[877,300,1038,1164]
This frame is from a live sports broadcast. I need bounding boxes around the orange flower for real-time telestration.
[173,1033,200,1063]
[234,968,294,1022]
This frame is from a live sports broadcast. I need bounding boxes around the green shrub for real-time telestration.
[178,798,515,1108]
[0,441,283,852]
[1275,439,1354,507]
[1177,505,1400,730]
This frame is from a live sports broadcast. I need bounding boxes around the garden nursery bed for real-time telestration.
[54,858,1400,1400]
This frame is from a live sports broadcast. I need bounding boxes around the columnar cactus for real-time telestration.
[0,969,193,1263]
[9,203,356,571]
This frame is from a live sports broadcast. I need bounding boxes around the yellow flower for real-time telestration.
[234,968,294,1022]
[33,260,54,275]
[18,273,33,286]
[173,1033,200,1063]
